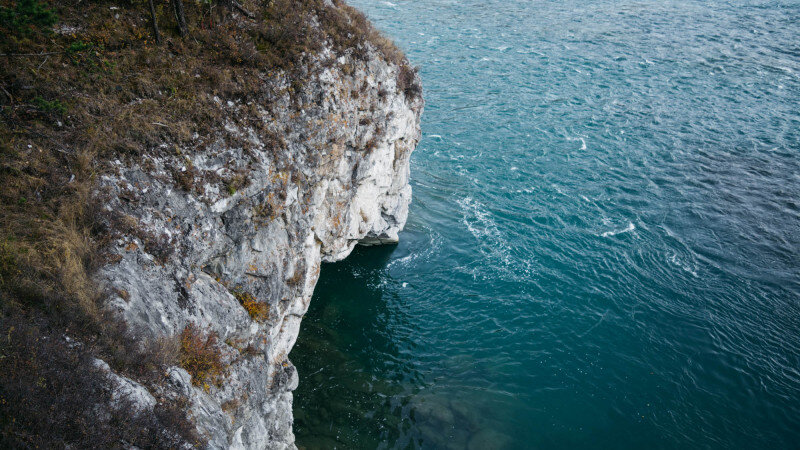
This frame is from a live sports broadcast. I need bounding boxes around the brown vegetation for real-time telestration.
[179,324,225,389]
[0,307,201,448]
[232,288,270,322]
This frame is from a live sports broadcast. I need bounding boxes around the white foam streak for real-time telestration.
[601,222,635,237]
[567,136,587,150]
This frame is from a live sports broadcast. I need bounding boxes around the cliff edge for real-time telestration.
[0,1,421,448]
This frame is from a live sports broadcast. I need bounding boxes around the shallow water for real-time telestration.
[291,0,800,448]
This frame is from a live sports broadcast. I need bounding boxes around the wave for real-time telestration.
[566,136,587,150]
[600,222,635,237]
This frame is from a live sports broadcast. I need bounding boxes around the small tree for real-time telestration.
[0,0,57,34]
[148,0,160,43]
[172,0,188,36]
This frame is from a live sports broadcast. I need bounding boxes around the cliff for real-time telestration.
[0,1,421,448]
[98,47,421,448]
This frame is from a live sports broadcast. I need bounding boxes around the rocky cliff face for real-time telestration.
[94,47,421,448]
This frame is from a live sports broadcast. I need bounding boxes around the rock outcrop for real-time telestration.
[95,46,422,448]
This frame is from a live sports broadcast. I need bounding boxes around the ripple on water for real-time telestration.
[293,0,800,448]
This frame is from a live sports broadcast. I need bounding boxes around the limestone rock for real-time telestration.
[95,41,422,449]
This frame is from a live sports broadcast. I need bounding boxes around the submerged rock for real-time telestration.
[467,428,514,450]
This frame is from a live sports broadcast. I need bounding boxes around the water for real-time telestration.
[291,0,800,448]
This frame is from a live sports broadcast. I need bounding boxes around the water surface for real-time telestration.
[292,0,800,447]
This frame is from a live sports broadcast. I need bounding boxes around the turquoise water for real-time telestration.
[291,0,800,448]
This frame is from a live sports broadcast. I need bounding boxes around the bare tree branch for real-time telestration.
[1,51,64,57]
[221,0,255,19]
[229,0,255,19]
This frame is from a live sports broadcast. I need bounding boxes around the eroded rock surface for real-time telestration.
[96,46,422,448]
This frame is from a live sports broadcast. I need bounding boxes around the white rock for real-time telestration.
[96,41,422,449]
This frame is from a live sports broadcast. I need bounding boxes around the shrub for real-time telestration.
[397,63,422,100]
[0,0,57,35]
[179,324,225,388]
[172,165,198,193]
[232,288,269,322]
[66,39,92,54]
[0,309,202,448]
[33,96,66,116]
[224,171,249,195]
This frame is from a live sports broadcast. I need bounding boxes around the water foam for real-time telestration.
[600,222,636,237]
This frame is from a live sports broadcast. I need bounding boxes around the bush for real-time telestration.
[33,96,66,116]
[0,308,202,448]
[232,288,270,322]
[397,63,421,100]
[66,39,92,54]
[179,324,225,388]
